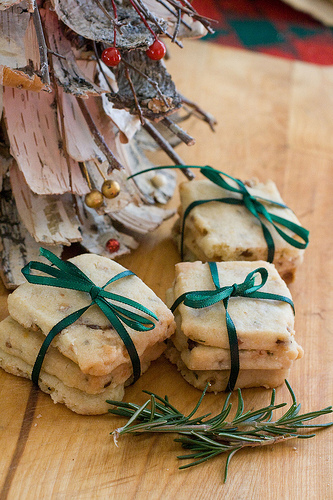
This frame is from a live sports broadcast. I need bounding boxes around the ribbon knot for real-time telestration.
[21,248,159,386]
[89,284,102,302]
[242,190,258,210]
[128,165,309,263]
[230,283,241,296]
[182,166,309,263]
[171,262,294,392]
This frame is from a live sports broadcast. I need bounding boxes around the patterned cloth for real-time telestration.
[192,0,333,65]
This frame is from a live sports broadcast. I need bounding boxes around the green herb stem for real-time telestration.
[107,380,332,482]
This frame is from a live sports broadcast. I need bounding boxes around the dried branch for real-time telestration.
[131,0,183,47]
[172,6,181,42]
[76,98,123,171]
[166,0,215,34]
[124,66,145,125]
[154,0,193,31]
[93,0,115,23]
[142,121,194,180]
[121,56,170,109]
[180,94,217,132]
[161,116,195,146]
[31,6,50,86]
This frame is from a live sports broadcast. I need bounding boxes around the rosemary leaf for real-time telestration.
[108,380,332,482]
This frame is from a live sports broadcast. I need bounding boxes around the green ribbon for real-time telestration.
[128,165,309,262]
[171,262,295,392]
[21,248,158,386]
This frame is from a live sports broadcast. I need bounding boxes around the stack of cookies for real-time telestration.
[173,177,306,282]
[0,254,176,414]
[165,260,304,392]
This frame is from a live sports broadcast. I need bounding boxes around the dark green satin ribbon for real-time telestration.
[171,262,295,392]
[128,165,309,261]
[21,248,158,385]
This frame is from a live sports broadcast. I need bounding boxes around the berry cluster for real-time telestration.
[101,0,166,67]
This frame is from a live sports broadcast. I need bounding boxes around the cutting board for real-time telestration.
[0,41,332,499]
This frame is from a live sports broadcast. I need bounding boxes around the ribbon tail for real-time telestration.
[97,299,141,383]
[31,305,90,385]
[247,291,295,314]
[225,308,240,392]
[260,222,275,263]
[269,213,309,249]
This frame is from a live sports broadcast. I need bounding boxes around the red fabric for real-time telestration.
[192,0,333,65]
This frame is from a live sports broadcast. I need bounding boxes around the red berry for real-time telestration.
[101,47,121,67]
[105,238,120,253]
[146,39,166,61]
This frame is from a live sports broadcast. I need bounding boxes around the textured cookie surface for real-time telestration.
[171,328,303,371]
[166,260,302,392]
[176,178,305,281]
[0,345,125,414]
[171,260,296,351]
[8,254,176,376]
[165,344,290,392]
[0,316,165,393]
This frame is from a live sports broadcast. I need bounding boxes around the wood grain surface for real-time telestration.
[0,41,332,500]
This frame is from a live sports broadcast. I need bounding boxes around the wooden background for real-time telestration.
[0,41,332,499]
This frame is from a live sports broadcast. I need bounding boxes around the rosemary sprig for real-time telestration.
[107,380,332,482]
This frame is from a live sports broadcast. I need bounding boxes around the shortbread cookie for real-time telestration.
[166,260,303,391]
[8,254,176,377]
[171,328,303,371]
[0,346,124,415]
[165,343,290,392]
[169,260,297,351]
[0,316,166,394]
[174,178,306,282]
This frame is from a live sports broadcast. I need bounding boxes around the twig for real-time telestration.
[180,94,217,132]
[38,10,83,221]
[142,121,195,180]
[131,0,183,47]
[93,41,117,96]
[161,116,195,146]
[121,57,171,110]
[155,0,192,31]
[172,7,182,42]
[47,49,66,60]
[31,7,50,86]
[124,66,145,125]
[166,0,215,34]
[76,98,123,171]
[93,0,114,22]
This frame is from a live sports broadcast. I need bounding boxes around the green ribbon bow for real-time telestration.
[21,248,158,386]
[128,165,309,262]
[171,262,295,392]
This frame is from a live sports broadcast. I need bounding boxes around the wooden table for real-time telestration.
[0,41,332,499]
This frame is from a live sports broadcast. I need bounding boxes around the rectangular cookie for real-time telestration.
[0,316,166,394]
[0,344,125,415]
[174,178,306,282]
[165,343,291,392]
[166,260,303,391]
[8,253,176,377]
[171,328,303,371]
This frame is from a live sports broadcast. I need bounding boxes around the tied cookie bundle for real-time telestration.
[0,249,176,414]
[165,260,303,392]
[0,165,309,412]
[130,165,308,392]
[172,166,309,283]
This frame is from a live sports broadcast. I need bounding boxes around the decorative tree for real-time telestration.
[0,0,214,288]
